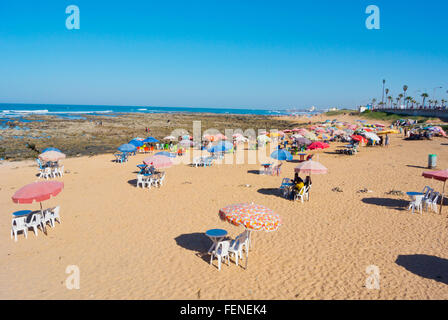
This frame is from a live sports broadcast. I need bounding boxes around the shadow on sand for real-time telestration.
[257,188,284,199]
[175,233,215,264]
[247,170,262,175]
[406,164,429,169]
[396,254,448,285]
[362,197,408,211]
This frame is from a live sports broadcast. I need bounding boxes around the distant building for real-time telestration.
[359,104,373,113]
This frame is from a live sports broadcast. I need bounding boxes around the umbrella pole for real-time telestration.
[440,181,446,215]
[245,230,251,270]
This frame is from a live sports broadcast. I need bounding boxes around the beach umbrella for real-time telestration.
[234,136,248,143]
[257,135,271,143]
[118,144,137,153]
[318,134,330,141]
[182,135,192,140]
[41,147,61,153]
[208,141,233,153]
[295,137,312,146]
[219,203,282,269]
[362,132,380,142]
[129,139,144,147]
[143,155,173,168]
[270,149,293,161]
[12,181,64,231]
[304,132,318,141]
[291,134,304,140]
[143,137,159,143]
[294,160,328,200]
[307,142,329,150]
[163,136,177,141]
[179,139,193,147]
[374,124,385,128]
[351,135,367,143]
[214,133,228,141]
[39,151,66,162]
[422,170,448,214]
[377,130,399,135]
[155,151,176,158]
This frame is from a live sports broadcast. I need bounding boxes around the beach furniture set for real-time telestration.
[192,156,214,167]
[260,163,282,176]
[136,171,166,189]
[407,186,440,214]
[279,178,310,202]
[207,229,251,271]
[11,206,61,241]
[37,159,65,179]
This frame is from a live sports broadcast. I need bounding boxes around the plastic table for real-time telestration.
[205,229,228,253]
[12,210,32,217]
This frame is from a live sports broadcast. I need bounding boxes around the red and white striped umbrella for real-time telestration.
[143,155,173,168]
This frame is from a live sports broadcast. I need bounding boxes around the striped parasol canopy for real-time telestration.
[143,155,173,168]
[219,203,282,232]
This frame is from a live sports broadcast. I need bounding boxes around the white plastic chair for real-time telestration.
[409,196,423,214]
[228,238,243,266]
[51,167,59,178]
[193,157,203,167]
[40,167,52,179]
[294,186,309,203]
[50,206,61,226]
[57,165,64,177]
[279,178,292,198]
[136,174,149,188]
[42,209,54,228]
[27,213,44,236]
[11,216,28,242]
[157,172,166,187]
[210,241,230,271]
[429,192,440,213]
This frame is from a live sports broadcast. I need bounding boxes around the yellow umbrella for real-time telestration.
[377,130,399,135]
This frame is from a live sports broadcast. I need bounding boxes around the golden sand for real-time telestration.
[1,116,448,299]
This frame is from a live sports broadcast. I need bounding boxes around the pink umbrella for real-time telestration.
[39,151,66,162]
[307,142,330,150]
[422,170,448,214]
[294,160,328,199]
[12,181,64,229]
[294,160,328,175]
[143,155,173,168]
[12,181,64,204]
[215,133,228,141]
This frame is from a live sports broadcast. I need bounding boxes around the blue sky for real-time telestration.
[0,0,447,109]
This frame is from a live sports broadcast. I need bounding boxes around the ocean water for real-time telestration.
[0,103,321,119]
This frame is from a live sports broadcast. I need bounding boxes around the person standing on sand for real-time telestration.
[385,134,390,147]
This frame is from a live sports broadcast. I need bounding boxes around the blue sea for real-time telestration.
[0,103,322,120]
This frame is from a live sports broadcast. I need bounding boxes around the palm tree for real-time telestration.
[421,93,429,108]
[442,99,447,108]
[398,94,404,107]
[428,100,434,108]
[403,85,408,104]
[405,96,412,108]
[387,96,393,108]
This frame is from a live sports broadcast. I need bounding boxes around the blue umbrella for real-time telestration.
[208,141,233,153]
[270,149,293,161]
[143,137,159,143]
[155,151,176,158]
[129,139,144,147]
[118,144,137,153]
[42,147,61,153]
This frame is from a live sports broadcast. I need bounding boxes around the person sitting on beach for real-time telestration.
[148,163,156,175]
[304,176,312,188]
[292,173,304,198]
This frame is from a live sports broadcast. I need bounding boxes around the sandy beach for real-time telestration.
[2,114,448,300]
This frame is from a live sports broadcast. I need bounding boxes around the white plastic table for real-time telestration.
[205,229,228,254]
